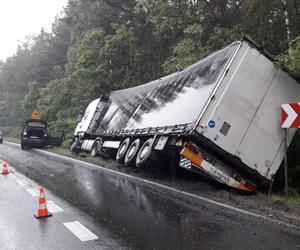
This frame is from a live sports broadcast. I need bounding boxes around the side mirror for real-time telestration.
[76,112,83,122]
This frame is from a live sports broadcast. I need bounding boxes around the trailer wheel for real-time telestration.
[90,139,102,157]
[124,139,141,166]
[136,138,154,168]
[116,138,131,164]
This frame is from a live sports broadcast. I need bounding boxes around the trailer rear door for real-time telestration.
[236,71,300,179]
[198,40,300,180]
[199,41,276,156]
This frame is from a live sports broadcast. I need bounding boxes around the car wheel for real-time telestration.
[136,138,154,168]
[116,138,131,164]
[90,139,102,157]
[124,139,141,167]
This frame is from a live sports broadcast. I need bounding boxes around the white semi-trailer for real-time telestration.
[71,37,300,193]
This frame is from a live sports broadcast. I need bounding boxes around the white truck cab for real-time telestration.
[74,98,100,136]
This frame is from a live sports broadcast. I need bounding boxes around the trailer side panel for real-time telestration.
[94,43,238,133]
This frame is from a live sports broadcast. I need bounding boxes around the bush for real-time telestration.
[0,126,22,139]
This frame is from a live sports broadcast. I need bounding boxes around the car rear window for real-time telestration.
[27,121,46,128]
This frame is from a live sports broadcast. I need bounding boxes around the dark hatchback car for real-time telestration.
[21,119,63,149]
[0,132,3,143]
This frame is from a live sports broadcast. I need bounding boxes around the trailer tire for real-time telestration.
[136,138,154,168]
[90,139,102,157]
[116,138,131,164]
[124,139,141,167]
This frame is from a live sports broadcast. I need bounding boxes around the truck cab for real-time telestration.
[74,98,100,136]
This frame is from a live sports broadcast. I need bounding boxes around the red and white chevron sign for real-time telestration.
[281,103,300,128]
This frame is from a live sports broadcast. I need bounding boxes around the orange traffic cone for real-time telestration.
[1,160,9,175]
[34,187,52,219]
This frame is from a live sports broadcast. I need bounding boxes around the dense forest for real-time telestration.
[0,0,299,192]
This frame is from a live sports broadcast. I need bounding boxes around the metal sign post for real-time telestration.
[281,103,300,196]
[284,128,288,196]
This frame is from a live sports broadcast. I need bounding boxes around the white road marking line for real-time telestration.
[4,141,300,230]
[14,173,36,186]
[46,200,64,213]
[16,179,28,186]
[10,172,18,178]
[14,173,24,179]
[63,221,98,241]
[26,188,39,197]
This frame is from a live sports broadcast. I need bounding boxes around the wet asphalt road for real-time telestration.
[0,167,124,249]
[0,142,300,250]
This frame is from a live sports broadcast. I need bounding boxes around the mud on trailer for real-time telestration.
[70,37,300,193]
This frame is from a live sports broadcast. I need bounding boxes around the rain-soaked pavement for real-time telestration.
[0,142,300,250]
[0,166,125,249]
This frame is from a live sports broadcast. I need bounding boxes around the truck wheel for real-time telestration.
[116,138,131,164]
[70,137,80,154]
[136,138,154,168]
[90,139,102,157]
[124,139,141,167]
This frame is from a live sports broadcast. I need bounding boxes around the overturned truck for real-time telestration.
[71,37,300,193]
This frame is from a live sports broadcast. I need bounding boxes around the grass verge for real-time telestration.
[5,137,20,144]
[271,194,300,206]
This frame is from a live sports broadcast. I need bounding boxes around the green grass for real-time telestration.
[271,194,300,206]
[5,137,20,144]
[47,146,71,156]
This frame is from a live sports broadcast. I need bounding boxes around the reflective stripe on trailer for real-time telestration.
[179,158,192,169]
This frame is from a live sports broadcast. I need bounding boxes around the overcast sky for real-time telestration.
[0,0,68,62]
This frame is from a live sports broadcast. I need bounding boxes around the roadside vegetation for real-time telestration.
[272,194,300,207]
[0,0,299,194]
